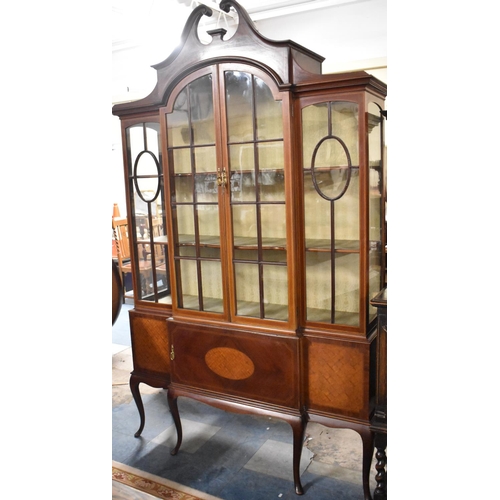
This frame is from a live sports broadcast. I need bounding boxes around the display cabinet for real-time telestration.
[112,2,387,498]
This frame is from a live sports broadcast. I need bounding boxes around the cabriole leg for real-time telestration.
[167,391,182,456]
[129,375,145,438]
[358,427,374,500]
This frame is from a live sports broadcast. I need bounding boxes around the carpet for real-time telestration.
[112,461,223,500]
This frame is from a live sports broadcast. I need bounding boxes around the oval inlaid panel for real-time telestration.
[205,347,255,380]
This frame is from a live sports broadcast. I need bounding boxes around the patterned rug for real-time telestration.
[112,461,223,500]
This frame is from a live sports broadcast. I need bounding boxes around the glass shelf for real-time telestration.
[306,308,359,326]
[305,239,360,252]
[236,300,288,321]
[176,234,287,250]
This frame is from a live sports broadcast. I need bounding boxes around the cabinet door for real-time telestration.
[301,98,386,331]
[223,67,289,323]
[301,100,361,327]
[121,118,170,304]
[164,65,291,326]
[168,320,299,408]
[165,69,225,316]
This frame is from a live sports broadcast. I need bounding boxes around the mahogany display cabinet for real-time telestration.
[112,2,387,498]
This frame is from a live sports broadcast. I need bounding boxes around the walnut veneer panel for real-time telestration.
[168,320,299,409]
[306,338,371,420]
[130,311,170,376]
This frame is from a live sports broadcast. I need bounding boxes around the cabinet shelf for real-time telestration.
[306,308,359,326]
[181,295,224,313]
[236,300,288,321]
[177,234,287,250]
[306,239,359,252]
[303,165,359,173]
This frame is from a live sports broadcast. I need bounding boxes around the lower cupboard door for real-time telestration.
[168,320,299,409]
[306,337,373,420]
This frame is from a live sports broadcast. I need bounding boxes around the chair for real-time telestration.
[113,215,169,301]
[112,216,134,302]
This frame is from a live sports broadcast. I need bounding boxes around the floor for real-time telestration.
[112,303,379,499]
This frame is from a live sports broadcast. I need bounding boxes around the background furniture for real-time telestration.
[112,260,123,325]
[370,287,387,500]
[113,215,169,301]
[112,2,387,498]
[112,216,134,301]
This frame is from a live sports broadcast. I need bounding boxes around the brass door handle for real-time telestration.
[170,344,175,361]
[217,169,227,188]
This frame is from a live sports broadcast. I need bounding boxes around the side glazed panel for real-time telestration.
[301,101,361,328]
[125,121,170,304]
[130,310,170,377]
[306,337,372,420]
[168,320,299,408]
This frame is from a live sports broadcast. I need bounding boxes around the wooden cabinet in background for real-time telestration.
[112,2,387,498]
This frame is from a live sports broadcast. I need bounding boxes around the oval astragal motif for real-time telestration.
[133,150,161,203]
[311,135,352,201]
[205,347,255,380]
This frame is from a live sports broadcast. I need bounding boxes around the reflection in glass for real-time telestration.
[190,75,215,145]
[167,88,189,147]
[226,71,254,143]
[195,173,218,203]
[255,76,283,140]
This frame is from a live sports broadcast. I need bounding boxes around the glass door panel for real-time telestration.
[260,204,286,245]
[194,146,217,173]
[167,73,224,314]
[234,262,260,317]
[200,260,224,313]
[302,101,359,326]
[125,121,170,304]
[229,144,256,203]
[255,75,283,140]
[225,70,288,322]
[263,264,288,320]
[232,204,257,245]
[226,71,254,142]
